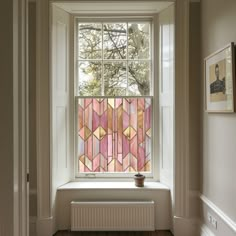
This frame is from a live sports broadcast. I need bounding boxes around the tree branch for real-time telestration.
[104,25,125,59]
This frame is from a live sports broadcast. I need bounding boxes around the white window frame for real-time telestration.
[72,16,159,180]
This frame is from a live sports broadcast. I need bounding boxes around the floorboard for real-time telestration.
[54,230,173,236]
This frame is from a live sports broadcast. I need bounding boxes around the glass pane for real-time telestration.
[78,61,101,95]
[128,23,150,59]
[78,23,102,59]
[103,23,127,59]
[77,98,152,173]
[128,61,150,95]
[161,24,170,93]
[104,62,127,95]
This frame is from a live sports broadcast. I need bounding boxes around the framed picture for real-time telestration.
[205,42,235,112]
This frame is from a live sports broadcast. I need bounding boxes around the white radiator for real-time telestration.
[71,201,155,231]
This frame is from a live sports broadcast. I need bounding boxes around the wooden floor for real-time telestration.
[54,230,173,236]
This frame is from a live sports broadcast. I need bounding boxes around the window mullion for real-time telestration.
[77,23,79,95]
[150,22,153,96]
[126,22,129,96]
[102,22,104,96]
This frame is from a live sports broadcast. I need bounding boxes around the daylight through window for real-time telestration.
[76,20,153,175]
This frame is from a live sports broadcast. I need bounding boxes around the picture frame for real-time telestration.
[205,42,235,113]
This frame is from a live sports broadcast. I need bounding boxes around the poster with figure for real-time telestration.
[205,43,235,112]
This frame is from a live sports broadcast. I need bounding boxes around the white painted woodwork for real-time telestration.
[36,0,51,229]
[29,216,37,236]
[201,195,236,236]
[173,0,201,235]
[36,0,57,235]
[1,1,16,235]
[188,2,201,220]
[71,201,155,231]
[174,0,190,221]
[58,181,169,190]
[158,4,174,191]
[51,5,72,234]
[53,1,174,14]
[200,224,215,236]
[52,4,71,190]
[13,0,29,235]
[173,217,199,236]
[0,0,28,235]
[57,184,171,230]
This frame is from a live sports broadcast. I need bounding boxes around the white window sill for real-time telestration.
[57,181,169,191]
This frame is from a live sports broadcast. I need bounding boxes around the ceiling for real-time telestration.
[53,1,175,14]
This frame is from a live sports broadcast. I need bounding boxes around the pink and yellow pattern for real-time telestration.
[78,98,152,173]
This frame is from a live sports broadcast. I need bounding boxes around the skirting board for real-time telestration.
[36,217,54,236]
[30,216,37,236]
[200,224,215,236]
[200,194,236,233]
[173,216,199,236]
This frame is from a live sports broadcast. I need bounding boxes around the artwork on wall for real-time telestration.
[205,42,235,112]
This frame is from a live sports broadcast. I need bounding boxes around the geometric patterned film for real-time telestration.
[77,98,152,173]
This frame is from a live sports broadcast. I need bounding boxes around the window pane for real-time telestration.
[77,98,152,173]
[78,61,101,96]
[78,23,102,59]
[128,23,150,59]
[104,62,127,96]
[103,23,127,59]
[77,21,152,97]
[128,61,150,95]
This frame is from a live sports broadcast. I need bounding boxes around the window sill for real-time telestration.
[57,181,169,191]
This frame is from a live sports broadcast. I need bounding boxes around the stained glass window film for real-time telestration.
[77,98,152,173]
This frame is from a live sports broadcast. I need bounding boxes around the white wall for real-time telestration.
[201,0,236,235]
[0,1,14,235]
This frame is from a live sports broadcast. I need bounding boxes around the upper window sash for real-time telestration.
[75,19,153,97]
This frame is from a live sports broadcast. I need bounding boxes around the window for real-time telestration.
[75,19,155,177]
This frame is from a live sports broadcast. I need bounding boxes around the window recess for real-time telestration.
[75,18,156,177]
